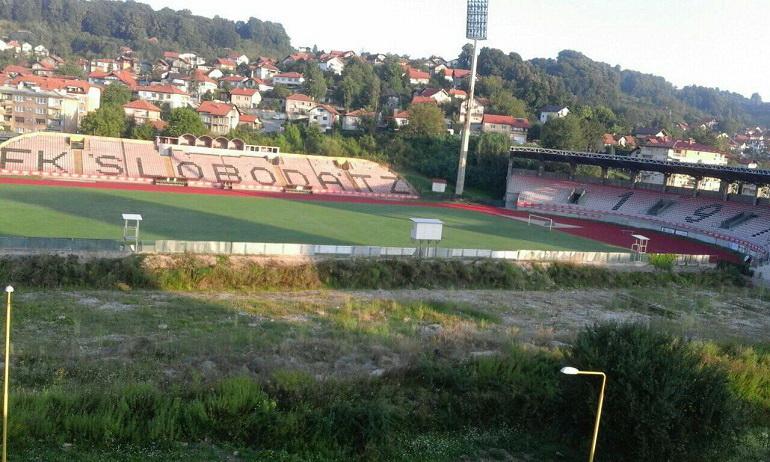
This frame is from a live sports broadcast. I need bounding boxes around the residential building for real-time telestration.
[481,114,530,145]
[253,62,279,80]
[419,88,451,104]
[308,104,339,132]
[238,113,261,130]
[448,89,467,100]
[285,93,315,119]
[229,88,262,109]
[632,139,729,190]
[458,98,485,124]
[88,70,137,88]
[90,58,116,73]
[10,75,101,119]
[539,105,570,124]
[33,45,49,57]
[0,85,80,133]
[136,85,191,109]
[634,127,669,140]
[319,56,345,75]
[123,99,162,126]
[342,109,375,131]
[273,72,305,87]
[392,109,410,128]
[214,58,237,72]
[31,61,56,77]
[196,101,240,135]
[407,68,430,86]
[219,75,247,88]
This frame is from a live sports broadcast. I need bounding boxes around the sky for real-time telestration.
[141,0,770,100]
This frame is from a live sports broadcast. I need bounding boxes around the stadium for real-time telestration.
[0,131,761,266]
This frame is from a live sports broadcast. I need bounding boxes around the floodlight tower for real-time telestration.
[455,0,489,197]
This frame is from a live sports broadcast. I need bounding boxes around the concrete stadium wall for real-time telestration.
[142,240,712,267]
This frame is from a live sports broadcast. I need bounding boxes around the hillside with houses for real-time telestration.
[0,0,769,198]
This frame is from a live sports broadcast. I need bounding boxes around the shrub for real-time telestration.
[648,253,677,272]
[560,323,743,462]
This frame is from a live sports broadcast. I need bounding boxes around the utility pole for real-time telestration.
[455,0,489,197]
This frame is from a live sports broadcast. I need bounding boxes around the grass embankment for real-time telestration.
[0,183,613,251]
[0,254,747,292]
[2,287,768,461]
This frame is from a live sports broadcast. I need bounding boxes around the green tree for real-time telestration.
[79,105,127,137]
[128,122,157,140]
[339,59,381,110]
[541,115,586,150]
[403,104,445,138]
[164,107,207,136]
[303,62,328,101]
[562,324,741,462]
[56,62,85,79]
[101,84,132,107]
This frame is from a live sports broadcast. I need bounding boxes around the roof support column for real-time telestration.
[754,184,761,206]
[663,173,671,193]
[569,161,576,180]
[719,180,730,201]
[537,160,544,177]
[601,166,608,185]
[630,170,639,189]
[692,176,703,198]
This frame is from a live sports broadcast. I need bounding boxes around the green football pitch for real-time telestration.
[0,183,617,251]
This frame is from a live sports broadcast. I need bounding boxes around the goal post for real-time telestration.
[527,213,554,231]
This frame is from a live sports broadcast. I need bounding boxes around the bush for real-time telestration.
[648,253,677,272]
[561,323,743,461]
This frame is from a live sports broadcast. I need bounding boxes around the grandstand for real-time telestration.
[0,132,416,199]
[507,147,770,259]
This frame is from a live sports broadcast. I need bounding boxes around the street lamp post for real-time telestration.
[2,286,13,462]
[561,366,607,462]
[455,0,489,197]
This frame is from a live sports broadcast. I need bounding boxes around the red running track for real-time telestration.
[0,177,739,262]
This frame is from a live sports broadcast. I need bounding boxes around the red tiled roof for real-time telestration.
[197,100,236,116]
[216,58,237,67]
[483,114,531,128]
[230,88,258,96]
[221,75,246,82]
[3,65,32,76]
[123,100,161,112]
[644,139,725,154]
[137,84,188,95]
[239,114,259,123]
[257,62,279,71]
[10,75,93,92]
[393,110,410,119]
[346,109,375,117]
[407,68,430,80]
[313,104,339,115]
[275,72,304,79]
[449,89,467,96]
[191,69,216,84]
[453,69,472,79]
[411,96,437,105]
[286,93,313,102]
[420,88,446,98]
[89,70,137,88]
[163,51,180,59]
[149,119,168,130]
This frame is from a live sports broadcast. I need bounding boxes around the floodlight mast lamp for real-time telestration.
[456,0,488,197]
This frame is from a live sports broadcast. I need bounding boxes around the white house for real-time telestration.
[254,62,279,80]
[459,98,485,124]
[342,109,375,131]
[632,139,728,190]
[136,84,191,109]
[392,110,410,128]
[308,104,339,132]
[420,88,451,105]
[207,69,224,80]
[197,101,240,135]
[33,45,49,56]
[229,88,262,109]
[319,56,345,75]
[481,115,530,145]
[273,72,305,87]
[539,105,570,124]
[407,68,430,86]
[20,42,32,54]
[285,93,315,119]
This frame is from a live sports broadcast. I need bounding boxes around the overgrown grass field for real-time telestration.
[0,183,616,251]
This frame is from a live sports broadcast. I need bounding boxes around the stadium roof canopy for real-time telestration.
[510,147,770,185]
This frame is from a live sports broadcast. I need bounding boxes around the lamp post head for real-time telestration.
[561,366,579,375]
[4,286,12,294]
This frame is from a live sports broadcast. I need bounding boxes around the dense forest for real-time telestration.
[0,0,293,60]
[467,46,770,131]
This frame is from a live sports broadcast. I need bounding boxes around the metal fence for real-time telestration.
[0,237,122,252]
[0,237,713,267]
